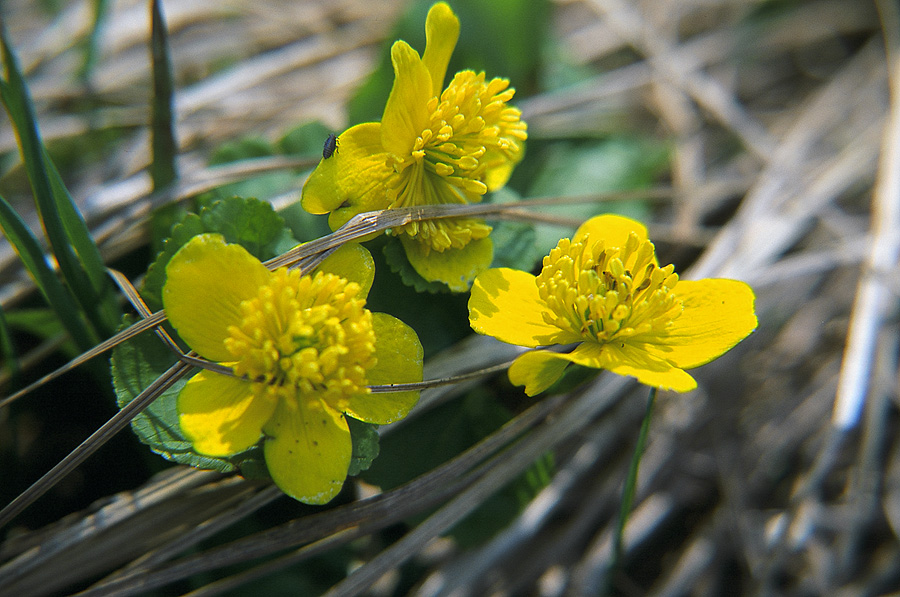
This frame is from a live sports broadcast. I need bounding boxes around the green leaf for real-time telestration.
[210,136,276,165]
[141,213,206,311]
[449,0,549,91]
[78,0,109,82]
[490,219,540,271]
[110,316,255,473]
[141,197,297,310]
[490,220,541,271]
[367,237,470,357]
[198,196,297,259]
[204,137,300,208]
[150,0,178,190]
[527,138,669,254]
[278,122,334,157]
[347,417,380,477]
[0,194,96,350]
[488,188,544,272]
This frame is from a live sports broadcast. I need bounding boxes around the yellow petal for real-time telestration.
[508,350,572,396]
[301,123,392,221]
[422,2,460,97]
[572,342,697,392]
[573,214,650,249]
[344,313,423,424]
[649,278,757,369]
[483,158,516,192]
[178,371,276,456]
[381,41,433,156]
[317,242,376,297]
[401,234,493,292]
[263,396,351,505]
[163,234,270,362]
[469,267,578,346]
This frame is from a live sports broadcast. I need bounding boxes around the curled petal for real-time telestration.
[263,396,351,505]
[164,234,270,362]
[301,123,392,223]
[382,41,433,156]
[511,343,697,394]
[508,350,572,396]
[178,372,276,456]
[422,2,460,97]
[573,342,697,392]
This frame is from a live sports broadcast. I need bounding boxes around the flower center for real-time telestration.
[536,233,684,343]
[223,268,376,407]
[387,71,527,252]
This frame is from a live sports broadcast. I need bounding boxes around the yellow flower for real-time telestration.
[301,2,527,292]
[162,234,423,504]
[468,214,757,395]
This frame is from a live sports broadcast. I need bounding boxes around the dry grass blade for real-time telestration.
[0,359,191,528]
[70,393,563,597]
[831,0,900,432]
[1,0,897,595]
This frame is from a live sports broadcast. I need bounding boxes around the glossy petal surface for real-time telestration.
[178,371,276,456]
[263,397,351,504]
[301,123,390,218]
[345,313,423,424]
[401,235,494,292]
[422,2,459,95]
[164,234,270,362]
[317,242,376,296]
[651,279,758,369]
[574,213,651,257]
[381,41,432,157]
[507,350,572,396]
[469,267,578,346]
[470,213,757,394]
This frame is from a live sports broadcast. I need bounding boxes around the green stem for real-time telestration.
[607,386,657,593]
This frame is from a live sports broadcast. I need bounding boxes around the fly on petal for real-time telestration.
[323,133,338,159]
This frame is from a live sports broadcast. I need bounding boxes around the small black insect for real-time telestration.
[323,133,338,159]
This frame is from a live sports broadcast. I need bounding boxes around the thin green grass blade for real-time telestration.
[44,155,120,331]
[607,386,657,592]
[0,195,97,351]
[149,0,178,190]
[79,0,110,82]
[0,27,119,337]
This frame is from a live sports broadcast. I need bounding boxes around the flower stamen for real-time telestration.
[224,269,377,406]
[536,233,684,344]
[386,71,527,253]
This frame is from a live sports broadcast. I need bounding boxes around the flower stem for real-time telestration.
[607,386,657,592]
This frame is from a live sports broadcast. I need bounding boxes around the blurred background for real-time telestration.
[0,0,896,595]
